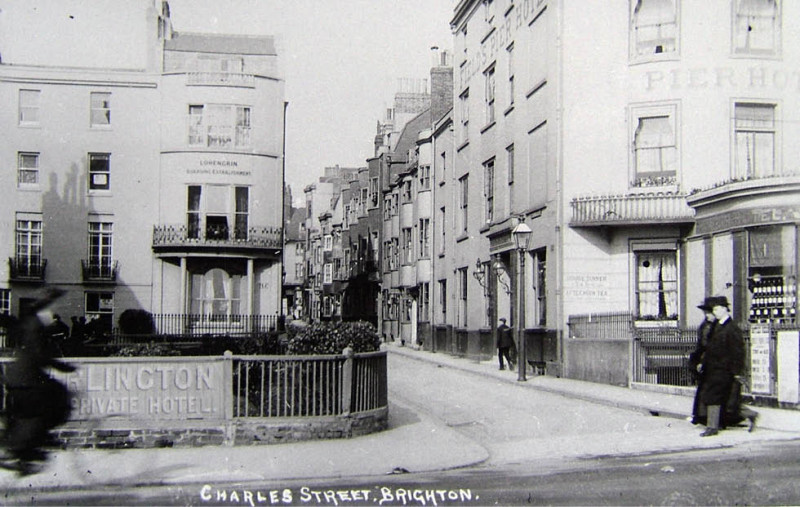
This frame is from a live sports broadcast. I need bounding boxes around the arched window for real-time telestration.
[191,268,242,319]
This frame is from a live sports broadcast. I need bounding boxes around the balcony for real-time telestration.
[570,192,695,228]
[152,224,282,255]
[81,260,119,283]
[687,172,800,209]
[186,72,255,88]
[9,257,47,282]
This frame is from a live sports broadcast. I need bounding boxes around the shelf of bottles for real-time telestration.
[748,274,797,325]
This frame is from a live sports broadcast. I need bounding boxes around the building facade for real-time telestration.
[0,1,285,335]
[439,0,799,392]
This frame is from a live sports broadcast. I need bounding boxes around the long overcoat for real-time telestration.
[699,317,745,407]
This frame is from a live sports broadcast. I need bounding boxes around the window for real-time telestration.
[438,279,447,323]
[507,44,515,107]
[383,196,392,221]
[186,185,250,240]
[459,89,470,144]
[295,263,304,279]
[402,228,413,264]
[632,111,677,187]
[190,268,242,318]
[532,249,547,326]
[402,180,412,202]
[17,152,39,187]
[507,144,515,216]
[734,103,775,180]
[18,89,40,125]
[188,104,251,148]
[88,221,114,278]
[484,159,495,224]
[85,292,114,334]
[631,0,678,58]
[484,64,496,125]
[323,263,333,284]
[15,218,43,277]
[324,235,333,251]
[0,290,10,316]
[419,165,431,190]
[459,175,469,234]
[344,205,350,228]
[440,152,447,184]
[458,267,468,328]
[733,0,779,55]
[636,251,678,320]
[90,92,111,126]
[419,218,430,258]
[89,153,110,191]
[391,237,399,269]
[439,207,446,255]
[419,282,430,322]
[360,188,369,214]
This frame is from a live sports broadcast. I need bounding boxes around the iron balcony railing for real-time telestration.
[8,257,47,281]
[186,71,255,88]
[152,224,282,251]
[81,260,118,282]
[110,313,281,342]
[570,192,695,227]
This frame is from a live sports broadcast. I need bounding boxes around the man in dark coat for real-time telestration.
[1,288,75,474]
[689,297,716,425]
[496,318,515,371]
[697,296,747,437]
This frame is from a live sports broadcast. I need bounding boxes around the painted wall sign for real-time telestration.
[563,273,610,301]
[777,330,799,404]
[695,206,800,236]
[749,324,772,395]
[56,359,226,420]
[643,66,800,93]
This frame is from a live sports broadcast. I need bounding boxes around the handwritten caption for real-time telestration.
[199,485,477,506]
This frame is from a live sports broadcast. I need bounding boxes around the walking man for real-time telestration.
[497,318,515,371]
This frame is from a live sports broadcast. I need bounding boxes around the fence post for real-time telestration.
[341,347,354,416]
[222,350,235,446]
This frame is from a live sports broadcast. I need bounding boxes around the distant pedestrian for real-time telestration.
[1,288,75,475]
[47,314,70,356]
[496,318,515,371]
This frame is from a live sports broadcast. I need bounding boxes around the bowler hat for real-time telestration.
[697,297,716,312]
[708,295,730,309]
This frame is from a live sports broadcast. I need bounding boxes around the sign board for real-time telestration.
[56,359,227,421]
[563,273,610,302]
[749,324,772,395]
[777,330,799,404]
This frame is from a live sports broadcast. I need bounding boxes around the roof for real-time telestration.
[284,207,307,241]
[390,108,431,181]
[165,32,277,55]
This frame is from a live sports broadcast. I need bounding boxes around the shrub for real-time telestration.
[287,321,380,355]
[118,309,155,335]
[112,342,181,357]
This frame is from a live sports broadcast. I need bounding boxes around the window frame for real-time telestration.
[629,103,679,188]
[88,153,111,191]
[733,101,777,180]
[633,247,679,321]
[732,0,781,56]
[484,158,495,225]
[187,103,252,148]
[484,63,496,125]
[459,174,469,234]
[90,91,112,127]
[18,89,41,126]
[629,0,680,61]
[17,152,40,188]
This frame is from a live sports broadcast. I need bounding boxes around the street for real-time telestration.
[3,352,800,506]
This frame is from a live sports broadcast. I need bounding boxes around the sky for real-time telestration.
[167,0,455,203]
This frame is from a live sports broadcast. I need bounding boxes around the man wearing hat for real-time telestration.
[496,317,515,371]
[1,287,75,474]
[688,297,717,425]
[697,296,752,436]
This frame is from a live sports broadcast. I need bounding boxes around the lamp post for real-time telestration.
[512,222,532,382]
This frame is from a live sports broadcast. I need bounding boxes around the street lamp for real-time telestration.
[512,222,532,382]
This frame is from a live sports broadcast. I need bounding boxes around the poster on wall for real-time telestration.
[749,324,772,395]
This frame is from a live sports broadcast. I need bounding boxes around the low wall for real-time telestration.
[2,351,389,449]
[564,338,630,387]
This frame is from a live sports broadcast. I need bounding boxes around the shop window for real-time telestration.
[631,0,678,59]
[733,0,780,55]
[747,226,797,325]
[636,251,678,320]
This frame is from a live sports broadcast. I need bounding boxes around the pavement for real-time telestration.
[1,344,799,493]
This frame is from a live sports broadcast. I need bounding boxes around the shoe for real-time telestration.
[700,428,719,437]
[747,413,758,433]
[499,366,505,370]
[508,364,514,371]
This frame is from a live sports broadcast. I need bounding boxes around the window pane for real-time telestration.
[90,92,111,126]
